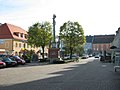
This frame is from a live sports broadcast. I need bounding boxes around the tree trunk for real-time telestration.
[70,47,73,59]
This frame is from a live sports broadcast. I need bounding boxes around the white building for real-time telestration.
[112,28,120,48]
[111,28,120,62]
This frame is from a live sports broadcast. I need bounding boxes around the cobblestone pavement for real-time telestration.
[0,58,120,90]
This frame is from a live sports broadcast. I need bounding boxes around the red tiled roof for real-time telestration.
[7,23,27,34]
[0,23,27,40]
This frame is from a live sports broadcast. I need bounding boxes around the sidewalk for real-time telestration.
[26,61,50,66]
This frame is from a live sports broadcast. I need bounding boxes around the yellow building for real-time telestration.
[0,23,40,55]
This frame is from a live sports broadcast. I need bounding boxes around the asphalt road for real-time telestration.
[0,57,120,90]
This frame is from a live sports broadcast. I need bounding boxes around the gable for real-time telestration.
[0,23,13,39]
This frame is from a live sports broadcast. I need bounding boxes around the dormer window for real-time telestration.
[13,32,19,37]
[13,32,27,39]
[25,34,27,39]
[21,33,23,37]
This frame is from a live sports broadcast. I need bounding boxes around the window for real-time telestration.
[23,43,25,48]
[99,44,101,50]
[13,32,19,37]
[101,44,103,50]
[93,44,96,50]
[103,44,106,50]
[101,44,103,48]
[19,43,21,48]
[16,43,18,47]
[95,44,97,50]
[21,34,23,37]
[25,34,27,39]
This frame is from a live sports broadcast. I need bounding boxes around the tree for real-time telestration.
[74,44,84,56]
[28,21,52,60]
[59,21,86,59]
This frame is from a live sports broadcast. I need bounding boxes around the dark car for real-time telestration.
[9,56,26,65]
[100,55,111,62]
[0,59,6,68]
[0,54,7,57]
[1,57,17,67]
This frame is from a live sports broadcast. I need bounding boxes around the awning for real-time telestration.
[110,46,120,52]
[0,49,5,51]
[0,49,6,54]
[110,46,117,49]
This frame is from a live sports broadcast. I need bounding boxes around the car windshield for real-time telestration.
[0,54,7,57]
[72,55,78,57]
[0,57,3,60]
[3,57,13,62]
[13,56,21,59]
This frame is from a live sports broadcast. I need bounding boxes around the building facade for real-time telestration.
[84,35,94,55]
[110,28,120,62]
[0,23,40,55]
[92,35,115,55]
[112,28,120,48]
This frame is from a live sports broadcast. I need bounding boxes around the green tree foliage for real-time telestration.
[74,44,84,56]
[28,21,52,60]
[59,21,86,58]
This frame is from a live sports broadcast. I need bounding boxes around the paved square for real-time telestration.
[0,58,120,90]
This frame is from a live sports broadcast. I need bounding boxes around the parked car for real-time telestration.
[9,56,26,65]
[63,55,70,60]
[1,57,17,67]
[81,54,89,59]
[0,54,7,57]
[100,55,111,62]
[22,54,31,63]
[0,59,6,68]
[95,55,99,58]
[71,55,79,59]
[89,54,93,57]
[63,55,79,60]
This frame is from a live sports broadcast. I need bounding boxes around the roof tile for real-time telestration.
[0,23,27,40]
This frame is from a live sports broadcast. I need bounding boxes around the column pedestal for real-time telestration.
[48,48,60,63]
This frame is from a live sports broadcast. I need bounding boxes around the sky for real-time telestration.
[0,0,120,36]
